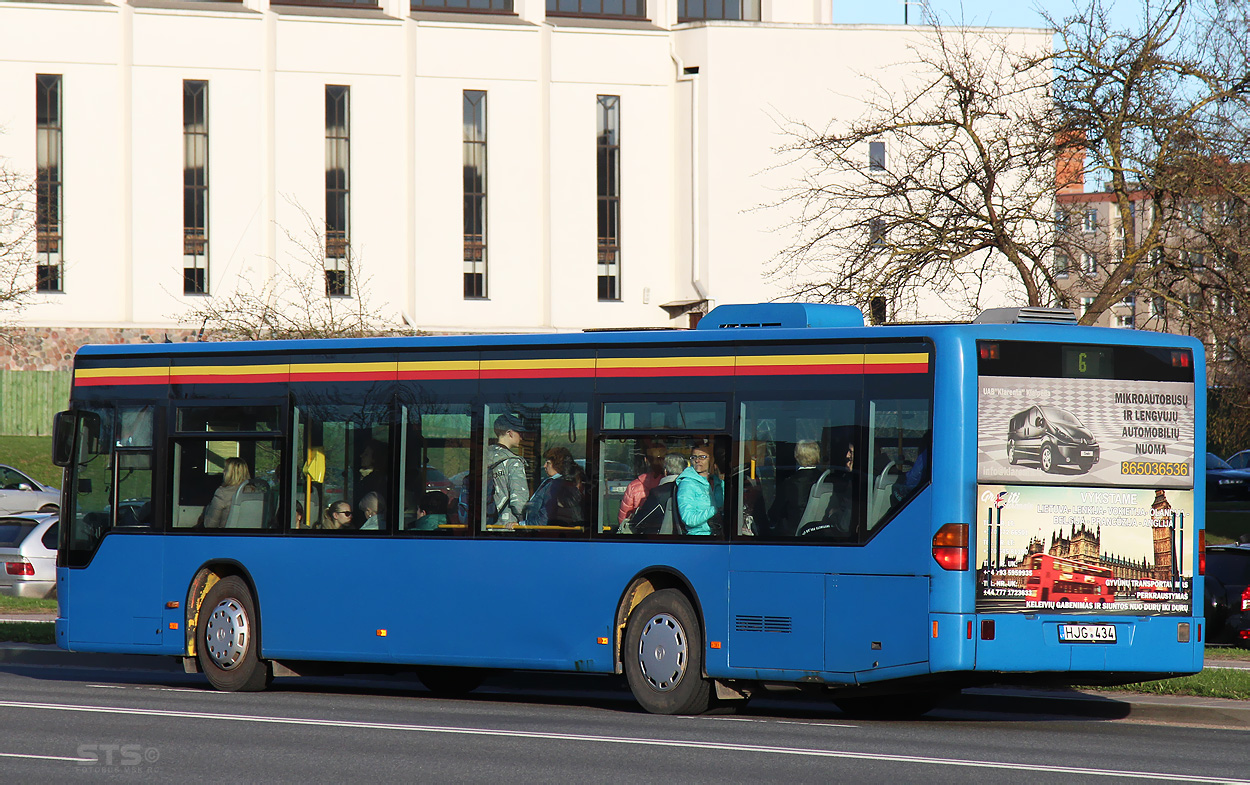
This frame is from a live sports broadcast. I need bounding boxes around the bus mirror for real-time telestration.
[52,411,76,467]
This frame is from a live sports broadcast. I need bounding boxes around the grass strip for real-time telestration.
[1094,668,1250,701]
[0,621,54,645]
[0,435,60,488]
[1208,645,1250,661]
[0,596,57,613]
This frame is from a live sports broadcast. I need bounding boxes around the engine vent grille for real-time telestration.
[734,615,793,633]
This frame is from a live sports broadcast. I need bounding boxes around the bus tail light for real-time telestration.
[933,523,968,571]
[1198,530,1205,575]
[5,561,34,576]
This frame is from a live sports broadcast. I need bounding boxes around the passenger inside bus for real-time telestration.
[676,442,723,536]
[200,457,251,529]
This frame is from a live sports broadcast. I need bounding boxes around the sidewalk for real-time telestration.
[1,640,1248,726]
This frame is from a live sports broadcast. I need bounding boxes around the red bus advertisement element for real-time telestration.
[1020,553,1113,604]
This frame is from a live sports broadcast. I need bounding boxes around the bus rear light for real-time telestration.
[5,562,34,576]
[932,620,939,638]
[966,621,973,639]
[981,620,995,640]
[932,523,969,571]
[1177,622,1190,643]
[1198,531,1205,575]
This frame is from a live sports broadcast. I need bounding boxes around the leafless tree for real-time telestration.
[772,0,1250,328]
[0,155,36,338]
[1050,0,1250,328]
[179,203,409,341]
[770,25,1059,321]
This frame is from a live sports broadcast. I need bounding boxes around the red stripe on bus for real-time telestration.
[864,363,929,374]
[398,370,480,380]
[480,368,597,379]
[74,375,169,387]
[597,367,733,378]
[736,364,863,376]
[289,371,397,383]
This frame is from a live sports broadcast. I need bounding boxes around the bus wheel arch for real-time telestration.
[185,561,272,692]
[613,568,705,676]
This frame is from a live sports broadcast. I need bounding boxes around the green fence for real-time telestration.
[0,370,71,436]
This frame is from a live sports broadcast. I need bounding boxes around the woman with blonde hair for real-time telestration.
[201,457,252,528]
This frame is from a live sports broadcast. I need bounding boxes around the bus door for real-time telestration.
[60,405,165,650]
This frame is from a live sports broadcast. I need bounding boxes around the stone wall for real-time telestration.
[1,327,203,372]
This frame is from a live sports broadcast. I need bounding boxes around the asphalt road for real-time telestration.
[0,660,1246,783]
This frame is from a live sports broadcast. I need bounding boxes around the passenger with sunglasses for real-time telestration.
[320,500,355,530]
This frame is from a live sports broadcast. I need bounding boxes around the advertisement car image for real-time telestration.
[1007,404,1100,474]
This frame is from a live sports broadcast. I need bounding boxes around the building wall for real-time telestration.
[0,0,1052,369]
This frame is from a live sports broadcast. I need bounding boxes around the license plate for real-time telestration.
[1059,624,1116,642]
[1080,450,1095,457]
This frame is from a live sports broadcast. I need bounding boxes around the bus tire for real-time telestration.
[197,576,272,692]
[834,690,945,720]
[415,666,485,697]
[1040,443,1056,473]
[624,588,711,715]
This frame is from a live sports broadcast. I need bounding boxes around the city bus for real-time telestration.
[51,302,1205,717]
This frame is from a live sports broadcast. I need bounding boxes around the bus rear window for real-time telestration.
[978,341,1193,383]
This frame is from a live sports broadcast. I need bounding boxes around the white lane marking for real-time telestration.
[0,699,1241,783]
[0,751,94,762]
[700,716,855,728]
[87,684,222,694]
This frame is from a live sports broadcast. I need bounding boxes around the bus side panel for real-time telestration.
[825,574,929,673]
[63,535,167,652]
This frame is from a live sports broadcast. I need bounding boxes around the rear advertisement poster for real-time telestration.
[977,376,1195,489]
[975,484,1193,616]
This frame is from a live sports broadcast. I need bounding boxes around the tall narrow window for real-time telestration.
[463,90,487,299]
[183,80,209,295]
[325,85,350,297]
[597,95,621,301]
[868,141,885,171]
[35,74,63,293]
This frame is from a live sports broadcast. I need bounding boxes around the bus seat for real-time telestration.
[798,469,833,531]
[869,461,898,528]
[225,482,268,528]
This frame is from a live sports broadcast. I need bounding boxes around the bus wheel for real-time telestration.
[624,589,711,715]
[1040,444,1056,473]
[415,666,485,697]
[834,690,945,720]
[197,576,272,692]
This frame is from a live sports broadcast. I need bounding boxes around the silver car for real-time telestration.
[0,513,58,599]
[0,465,60,515]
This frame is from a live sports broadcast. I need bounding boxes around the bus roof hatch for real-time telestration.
[697,303,865,330]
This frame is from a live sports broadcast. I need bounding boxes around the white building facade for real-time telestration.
[0,0,1051,368]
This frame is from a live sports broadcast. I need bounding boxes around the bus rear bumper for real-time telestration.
[971,614,1203,675]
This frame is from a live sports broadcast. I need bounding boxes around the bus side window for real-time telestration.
[866,397,931,530]
[401,405,471,534]
[293,404,391,534]
[172,405,284,531]
[737,399,858,541]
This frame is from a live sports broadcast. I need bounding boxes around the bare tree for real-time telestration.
[1050,0,1250,327]
[770,26,1059,320]
[0,155,35,336]
[772,0,1250,327]
[180,203,408,341]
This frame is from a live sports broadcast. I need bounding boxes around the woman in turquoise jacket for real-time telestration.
[677,443,723,535]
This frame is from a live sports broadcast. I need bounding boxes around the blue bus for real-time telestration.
[52,302,1205,716]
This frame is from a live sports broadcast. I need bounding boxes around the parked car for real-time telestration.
[1006,405,1099,473]
[1206,453,1250,501]
[1205,542,1250,648]
[0,513,58,599]
[0,465,60,515]
[1227,450,1250,470]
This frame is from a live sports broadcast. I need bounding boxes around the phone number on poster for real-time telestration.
[1120,460,1190,476]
